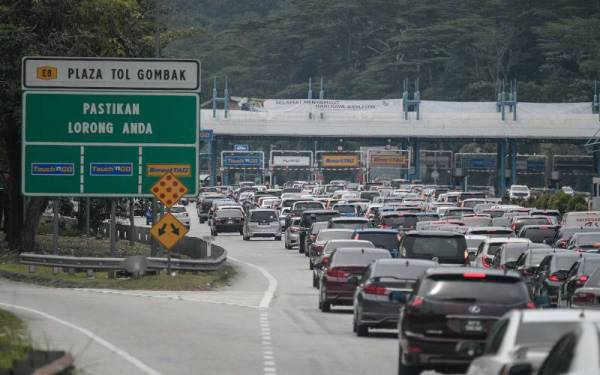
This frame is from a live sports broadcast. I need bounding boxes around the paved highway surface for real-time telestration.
[0,204,446,375]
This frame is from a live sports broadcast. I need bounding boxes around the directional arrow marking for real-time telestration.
[170,223,180,236]
[158,224,167,236]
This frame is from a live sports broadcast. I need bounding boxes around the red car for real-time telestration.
[319,247,391,312]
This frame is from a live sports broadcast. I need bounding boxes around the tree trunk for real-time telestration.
[21,197,48,253]
[3,121,23,251]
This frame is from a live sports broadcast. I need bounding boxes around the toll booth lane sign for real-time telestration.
[22,91,198,197]
[150,213,189,250]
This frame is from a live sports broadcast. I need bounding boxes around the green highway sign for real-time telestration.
[22,91,199,197]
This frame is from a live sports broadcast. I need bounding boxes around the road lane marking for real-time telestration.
[0,302,162,375]
[228,256,278,309]
[259,310,278,375]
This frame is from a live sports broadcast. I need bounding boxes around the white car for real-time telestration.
[509,185,531,200]
[466,309,600,375]
[170,204,190,227]
[473,237,531,268]
[561,186,575,196]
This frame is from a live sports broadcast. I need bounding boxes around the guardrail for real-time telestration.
[19,235,227,273]
[19,250,227,273]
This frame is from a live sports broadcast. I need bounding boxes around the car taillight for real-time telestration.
[313,244,324,254]
[379,224,391,229]
[327,268,349,279]
[526,301,536,309]
[353,234,359,240]
[577,275,589,285]
[521,267,535,276]
[547,274,560,282]
[511,223,517,231]
[409,296,424,308]
[573,292,595,303]
[482,256,492,269]
[363,283,388,295]
[463,272,487,279]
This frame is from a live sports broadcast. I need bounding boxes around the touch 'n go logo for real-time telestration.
[36,66,57,80]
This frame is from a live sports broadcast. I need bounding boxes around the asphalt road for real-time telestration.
[0,204,448,375]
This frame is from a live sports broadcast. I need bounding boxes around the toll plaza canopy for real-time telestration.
[202,99,598,141]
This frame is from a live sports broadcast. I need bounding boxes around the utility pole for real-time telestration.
[150,0,161,257]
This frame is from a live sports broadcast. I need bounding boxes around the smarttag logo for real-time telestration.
[36,66,57,80]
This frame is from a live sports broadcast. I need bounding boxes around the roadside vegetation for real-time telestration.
[0,260,236,291]
[0,308,28,369]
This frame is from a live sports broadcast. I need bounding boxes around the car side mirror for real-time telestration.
[468,252,476,262]
[507,363,533,375]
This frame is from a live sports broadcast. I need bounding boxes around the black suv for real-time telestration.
[398,268,532,374]
[399,230,468,265]
[298,210,339,254]
[197,193,225,223]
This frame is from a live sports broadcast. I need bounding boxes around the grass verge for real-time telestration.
[0,262,236,291]
[0,308,28,369]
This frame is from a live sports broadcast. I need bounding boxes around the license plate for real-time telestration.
[259,223,269,226]
[463,320,483,333]
[227,220,233,224]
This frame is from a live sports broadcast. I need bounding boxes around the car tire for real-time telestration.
[284,242,290,249]
[275,236,282,241]
[356,323,368,337]
[309,260,314,270]
[199,218,205,224]
[319,299,330,313]
[398,348,421,375]
[312,274,318,288]
[213,230,218,236]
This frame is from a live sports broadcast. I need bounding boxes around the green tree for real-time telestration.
[0,0,154,252]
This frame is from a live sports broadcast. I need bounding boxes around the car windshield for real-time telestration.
[334,205,355,214]
[250,211,277,221]
[420,277,528,304]
[504,245,528,262]
[294,202,323,211]
[171,206,186,213]
[331,250,389,267]
[310,222,329,234]
[554,255,579,271]
[373,263,432,279]
[403,235,465,263]
[470,229,514,237]
[216,209,243,218]
[330,221,370,229]
[316,230,354,242]
[516,322,579,345]
[522,228,558,243]
[529,250,554,265]
[487,243,506,256]
[385,215,418,228]
[586,270,600,287]
[577,233,600,245]
[582,259,600,274]
[356,233,399,250]
[518,217,550,226]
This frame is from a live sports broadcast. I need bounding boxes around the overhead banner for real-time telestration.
[368,151,410,169]
[272,155,311,167]
[320,154,360,168]
[261,99,403,113]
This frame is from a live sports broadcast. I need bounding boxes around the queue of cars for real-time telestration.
[196,181,600,375]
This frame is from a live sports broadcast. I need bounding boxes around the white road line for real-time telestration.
[0,302,162,375]
[258,311,277,375]
[228,256,278,309]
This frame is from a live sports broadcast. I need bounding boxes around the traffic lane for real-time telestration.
[210,232,398,375]
[210,230,463,375]
[0,279,265,375]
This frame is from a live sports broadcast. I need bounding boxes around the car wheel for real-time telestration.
[213,230,218,236]
[275,236,282,241]
[320,300,331,313]
[352,317,357,333]
[309,260,314,270]
[312,274,318,288]
[398,348,421,375]
[356,323,368,337]
[199,218,205,224]
[284,242,290,249]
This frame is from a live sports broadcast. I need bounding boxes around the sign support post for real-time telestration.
[109,199,116,278]
[53,199,59,253]
[85,198,90,236]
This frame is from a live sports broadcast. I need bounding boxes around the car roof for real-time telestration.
[303,209,336,214]
[468,226,513,232]
[373,258,438,267]
[405,230,464,237]
[354,229,399,234]
[515,309,600,323]
[334,247,390,255]
[250,208,277,212]
[330,217,369,222]
[485,237,530,244]
[318,229,355,233]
